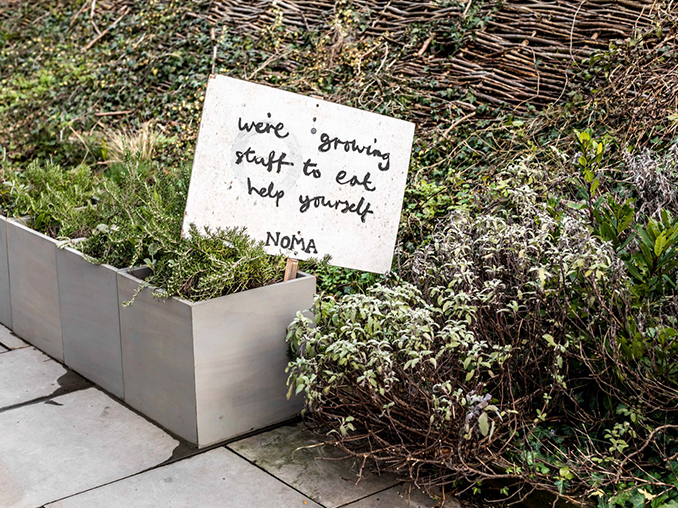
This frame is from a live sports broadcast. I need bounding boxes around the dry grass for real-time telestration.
[102,122,164,165]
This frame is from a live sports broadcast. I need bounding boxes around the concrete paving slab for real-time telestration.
[0,347,70,408]
[228,423,399,508]
[0,388,179,508]
[47,447,321,508]
[0,325,29,350]
[0,343,7,353]
[342,485,442,508]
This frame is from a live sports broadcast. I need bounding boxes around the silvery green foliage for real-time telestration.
[287,284,441,404]
[413,168,625,332]
[285,156,653,499]
[623,142,678,219]
[287,283,510,444]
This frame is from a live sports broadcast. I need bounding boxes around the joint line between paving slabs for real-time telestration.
[39,398,306,505]
[43,442,312,507]
[226,446,329,508]
[42,442,224,507]
[335,482,411,507]
[42,413,290,507]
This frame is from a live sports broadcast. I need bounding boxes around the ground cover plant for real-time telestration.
[2,0,678,506]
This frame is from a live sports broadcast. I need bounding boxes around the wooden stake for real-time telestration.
[284,258,299,282]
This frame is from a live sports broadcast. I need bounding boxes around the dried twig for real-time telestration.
[81,7,129,52]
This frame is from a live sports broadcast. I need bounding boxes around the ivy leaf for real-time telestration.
[559,466,574,480]
[543,334,556,347]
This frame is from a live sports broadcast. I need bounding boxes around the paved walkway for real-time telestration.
[0,326,453,508]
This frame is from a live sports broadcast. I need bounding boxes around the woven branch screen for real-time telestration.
[202,0,670,110]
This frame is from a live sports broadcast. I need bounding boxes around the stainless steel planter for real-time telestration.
[117,267,314,447]
[0,215,12,329]
[6,218,63,360]
[56,244,125,399]
[2,217,314,447]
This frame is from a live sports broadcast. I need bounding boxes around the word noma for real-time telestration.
[266,231,318,254]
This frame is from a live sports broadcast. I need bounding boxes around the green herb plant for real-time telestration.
[74,155,285,302]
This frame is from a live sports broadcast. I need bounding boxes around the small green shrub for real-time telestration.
[1,160,101,237]
[287,282,510,463]
[75,155,189,269]
[136,224,286,303]
[72,156,285,302]
[299,258,385,296]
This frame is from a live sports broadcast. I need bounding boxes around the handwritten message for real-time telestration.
[183,75,415,273]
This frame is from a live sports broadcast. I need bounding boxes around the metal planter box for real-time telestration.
[56,244,125,398]
[117,267,314,447]
[6,218,63,361]
[0,214,12,329]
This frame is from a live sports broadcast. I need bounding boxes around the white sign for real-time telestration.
[183,75,415,273]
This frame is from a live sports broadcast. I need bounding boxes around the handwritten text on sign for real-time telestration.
[183,75,415,273]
